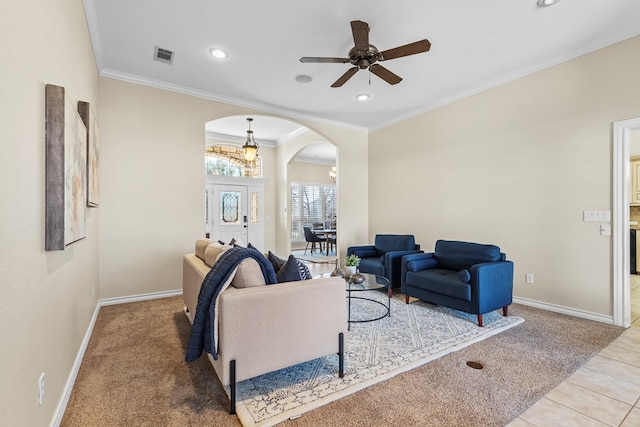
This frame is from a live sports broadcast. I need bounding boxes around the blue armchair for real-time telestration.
[347,234,422,296]
[401,240,513,327]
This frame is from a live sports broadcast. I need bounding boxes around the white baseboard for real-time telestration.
[51,289,184,426]
[51,301,101,427]
[100,289,183,306]
[513,296,615,325]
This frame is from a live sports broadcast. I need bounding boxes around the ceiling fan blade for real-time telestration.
[331,67,359,88]
[350,20,370,52]
[300,57,349,63]
[369,64,402,85]
[379,39,431,61]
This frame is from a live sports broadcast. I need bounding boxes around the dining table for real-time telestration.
[317,229,336,256]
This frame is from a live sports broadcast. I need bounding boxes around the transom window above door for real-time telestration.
[205,145,262,178]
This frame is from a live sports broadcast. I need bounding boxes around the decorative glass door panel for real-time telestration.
[220,191,241,224]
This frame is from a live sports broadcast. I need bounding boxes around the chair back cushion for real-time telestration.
[374,234,416,255]
[434,240,502,271]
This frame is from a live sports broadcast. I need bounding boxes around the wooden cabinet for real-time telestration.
[631,156,640,205]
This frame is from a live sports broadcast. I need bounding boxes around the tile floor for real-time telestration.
[507,274,640,426]
[303,259,640,426]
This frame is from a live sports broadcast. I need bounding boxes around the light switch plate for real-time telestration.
[583,210,611,222]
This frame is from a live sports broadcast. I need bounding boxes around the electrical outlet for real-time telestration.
[525,274,534,284]
[38,373,45,406]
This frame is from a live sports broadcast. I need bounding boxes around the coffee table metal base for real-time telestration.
[347,293,390,331]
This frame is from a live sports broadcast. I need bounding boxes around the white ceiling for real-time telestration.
[86,0,640,142]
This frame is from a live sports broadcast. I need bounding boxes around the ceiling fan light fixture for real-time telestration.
[300,20,430,88]
[209,48,229,59]
[537,0,561,7]
[242,118,259,161]
[356,93,370,101]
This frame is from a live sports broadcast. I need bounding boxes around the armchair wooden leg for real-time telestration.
[405,295,410,304]
[477,314,483,327]
[229,360,236,414]
[388,287,393,298]
[503,306,508,317]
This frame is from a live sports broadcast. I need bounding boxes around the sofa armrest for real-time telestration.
[347,245,377,258]
[183,253,211,317]
[470,261,514,313]
[213,277,347,385]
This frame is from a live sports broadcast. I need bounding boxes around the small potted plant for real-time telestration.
[344,254,360,277]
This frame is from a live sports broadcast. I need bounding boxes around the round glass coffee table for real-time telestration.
[323,272,391,330]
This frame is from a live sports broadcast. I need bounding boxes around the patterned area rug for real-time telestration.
[232,292,524,427]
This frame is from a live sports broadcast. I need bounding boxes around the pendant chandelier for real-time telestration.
[242,118,259,161]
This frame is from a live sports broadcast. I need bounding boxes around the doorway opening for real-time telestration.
[613,117,640,327]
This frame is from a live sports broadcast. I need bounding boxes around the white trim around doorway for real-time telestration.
[613,117,640,328]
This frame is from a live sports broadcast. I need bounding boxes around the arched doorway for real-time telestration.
[203,115,338,255]
[289,142,337,254]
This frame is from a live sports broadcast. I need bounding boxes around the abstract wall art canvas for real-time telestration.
[45,84,87,251]
[78,101,99,207]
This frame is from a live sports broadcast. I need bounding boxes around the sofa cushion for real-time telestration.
[374,234,416,256]
[203,242,233,267]
[231,258,267,288]
[434,240,501,271]
[276,255,312,282]
[195,239,215,261]
[405,269,472,302]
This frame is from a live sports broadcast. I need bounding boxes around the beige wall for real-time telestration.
[369,35,640,318]
[289,161,336,186]
[0,0,99,425]
[98,79,368,299]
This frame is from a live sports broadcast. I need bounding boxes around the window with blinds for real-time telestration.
[290,182,336,241]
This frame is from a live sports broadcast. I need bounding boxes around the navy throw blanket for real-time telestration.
[185,246,278,362]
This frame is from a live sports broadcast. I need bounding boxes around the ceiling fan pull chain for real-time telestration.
[369,68,371,85]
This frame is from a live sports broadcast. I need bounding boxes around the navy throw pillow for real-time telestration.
[267,251,287,272]
[276,255,311,282]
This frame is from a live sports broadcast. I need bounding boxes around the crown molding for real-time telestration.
[98,68,368,133]
[293,156,335,166]
[204,131,278,148]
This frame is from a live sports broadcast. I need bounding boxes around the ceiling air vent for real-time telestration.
[154,46,174,64]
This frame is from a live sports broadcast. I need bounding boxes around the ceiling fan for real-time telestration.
[299,20,431,88]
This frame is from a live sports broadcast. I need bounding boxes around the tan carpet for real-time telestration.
[61,296,622,427]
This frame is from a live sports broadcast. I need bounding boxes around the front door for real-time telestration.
[210,185,247,245]
[206,176,265,251]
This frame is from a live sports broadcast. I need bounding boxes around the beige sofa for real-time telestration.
[183,242,347,414]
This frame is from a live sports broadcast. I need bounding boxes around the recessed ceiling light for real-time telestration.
[209,48,228,59]
[295,74,313,83]
[537,0,561,7]
[356,94,370,101]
